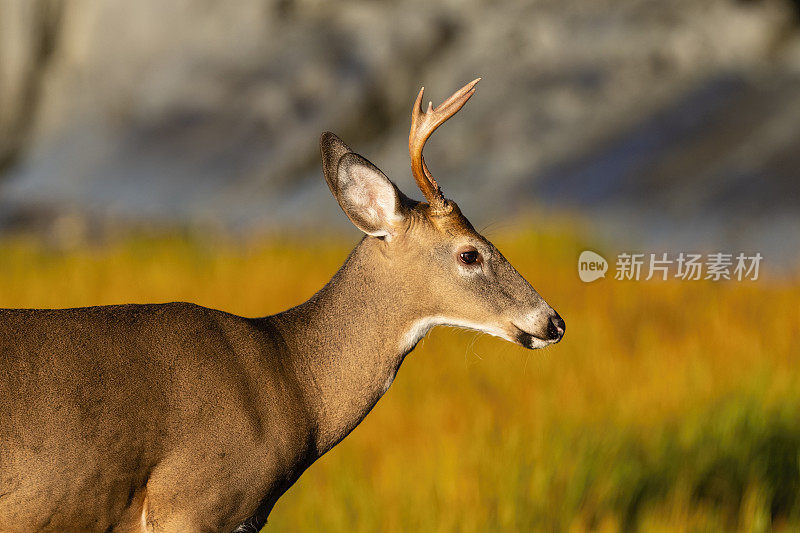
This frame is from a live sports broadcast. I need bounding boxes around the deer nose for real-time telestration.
[545,313,565,342]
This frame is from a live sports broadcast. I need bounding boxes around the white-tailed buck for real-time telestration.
[0,79,564,532]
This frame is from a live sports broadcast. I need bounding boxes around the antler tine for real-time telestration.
[409,78,480,213]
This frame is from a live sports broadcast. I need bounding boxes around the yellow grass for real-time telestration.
[0,227,798,531]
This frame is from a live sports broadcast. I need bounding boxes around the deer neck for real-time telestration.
[270,237,429,457]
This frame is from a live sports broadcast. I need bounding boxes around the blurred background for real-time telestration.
[1,0,800,530]
[2,0,800,259]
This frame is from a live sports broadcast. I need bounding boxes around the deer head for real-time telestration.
[320,79,564,350]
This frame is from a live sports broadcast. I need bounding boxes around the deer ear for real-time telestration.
[331,152,406,237]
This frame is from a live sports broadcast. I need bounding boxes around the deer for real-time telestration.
[0,79,564,532]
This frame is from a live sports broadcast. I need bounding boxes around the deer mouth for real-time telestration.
[511,324,560,350]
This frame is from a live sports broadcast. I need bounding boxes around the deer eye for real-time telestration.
[459,250,481,265]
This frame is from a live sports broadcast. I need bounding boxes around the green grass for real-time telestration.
[0,227,798,531]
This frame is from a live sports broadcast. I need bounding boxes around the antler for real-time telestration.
[409,78,480,213]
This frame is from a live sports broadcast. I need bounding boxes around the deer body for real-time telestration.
[0,81,564,531]
[0,246,432,532]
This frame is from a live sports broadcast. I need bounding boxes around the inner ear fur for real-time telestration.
[335,152,408,237]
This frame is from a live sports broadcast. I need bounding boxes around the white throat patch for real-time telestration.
[399,316,514,354]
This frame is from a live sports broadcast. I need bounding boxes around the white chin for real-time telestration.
[524,336,552,350]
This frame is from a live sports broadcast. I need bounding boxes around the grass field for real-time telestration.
[0,226,798,531]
